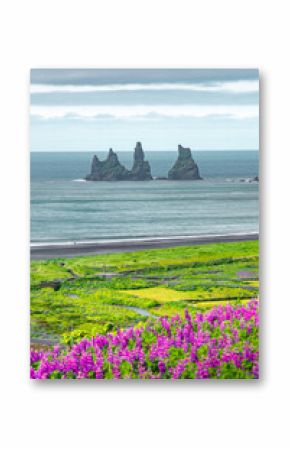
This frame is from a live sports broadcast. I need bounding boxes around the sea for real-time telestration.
[30,151,259,245]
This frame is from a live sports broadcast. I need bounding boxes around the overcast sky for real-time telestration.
[30,69,259,151]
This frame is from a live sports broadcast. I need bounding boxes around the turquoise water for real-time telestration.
[31,151,259,243]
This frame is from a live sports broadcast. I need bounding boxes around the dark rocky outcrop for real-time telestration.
[85,148,131,181]
[85,143,152,181]
[168,145,202,180]
[240,176,259,183]
[85,143,202,181]
[130,142,152,180]
[86,155,102,181]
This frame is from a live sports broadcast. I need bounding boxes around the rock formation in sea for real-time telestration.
[85,148,131,181]
[86,143,152,181]
[239,176,259,183]
[130,142,152,180]
[86,155,103,181]
[168,145,202,180]
[85,143,201,181]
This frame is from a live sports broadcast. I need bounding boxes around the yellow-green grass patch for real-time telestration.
[123,287,197,302]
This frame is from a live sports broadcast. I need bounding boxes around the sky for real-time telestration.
[30,69,259,151]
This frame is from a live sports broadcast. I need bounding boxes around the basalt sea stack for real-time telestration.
[130,142,152,180]
[168,145,202,180]
[85,142,152,181]
[85,148,131,181]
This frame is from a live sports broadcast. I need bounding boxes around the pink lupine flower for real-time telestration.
[31,301,259,380]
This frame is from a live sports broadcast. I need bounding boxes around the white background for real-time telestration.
[0,1,289,447]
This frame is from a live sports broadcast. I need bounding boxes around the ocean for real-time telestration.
[30,151,259,244]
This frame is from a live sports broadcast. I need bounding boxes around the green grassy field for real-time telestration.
[30,240,259,346]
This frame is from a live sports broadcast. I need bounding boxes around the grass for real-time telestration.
[31,240,259,345]
[31,301,259,379]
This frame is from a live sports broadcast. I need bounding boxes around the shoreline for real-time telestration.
[30,233,259,260]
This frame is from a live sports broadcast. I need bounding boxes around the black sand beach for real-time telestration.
[31,233,259,260]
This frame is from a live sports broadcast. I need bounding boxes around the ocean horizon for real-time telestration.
[31,150,259,244]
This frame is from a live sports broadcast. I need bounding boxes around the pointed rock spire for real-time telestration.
[107,148,117,160]
[134,142,145,162]
[85,155,102,180]
[131,142,152,180]
[168,145,202,180]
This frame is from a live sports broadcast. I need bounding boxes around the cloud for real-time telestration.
[30,80,259,95]
[30,104,258,120]
[31,69,259,86]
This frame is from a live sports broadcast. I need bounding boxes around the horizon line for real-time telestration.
[30,148,259,152]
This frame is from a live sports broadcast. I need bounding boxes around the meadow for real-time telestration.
[31,240,259,348]
[31,301,259,379]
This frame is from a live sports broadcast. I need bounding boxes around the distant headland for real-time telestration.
[85,142,202,181]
